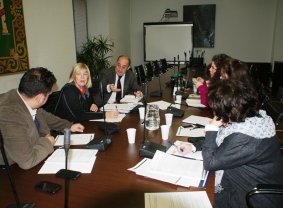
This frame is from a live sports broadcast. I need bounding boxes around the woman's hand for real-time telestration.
[105,111,119,119]
[177,142,195,155]
[90,104,98,112]
[209,116,224,127]
[193,77,204,88]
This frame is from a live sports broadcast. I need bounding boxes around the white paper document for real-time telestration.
[38,149,98,174]
[186,98,206,108]
[182,115,211,126]
[128,151,208,188]
[54,134,94,146]
[176,127,205,137]
[144,191,212,208]
[90,114,126,123]
[120,95,142,103]
[101,103,139,113]
[148,100,172,110]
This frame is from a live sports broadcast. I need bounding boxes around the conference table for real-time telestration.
[0,69,215,208]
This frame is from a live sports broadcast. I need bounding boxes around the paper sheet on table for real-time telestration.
[120,95,142,103]
[148,151,203,179]
[182,115,211,126]
[38,149,98,174]
[144,191,212,208]
[54,134,94,146]
[90,114,126,123]
[128,159,201,187]
[148,100,172,110]
[100,103,133,113]
[186,98,206,108]
[128,157,207,188]
[166,141,203,161]
[176,127,205,137]
[188,94,201,99]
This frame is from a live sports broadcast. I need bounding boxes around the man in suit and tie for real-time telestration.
[98,55,142,104]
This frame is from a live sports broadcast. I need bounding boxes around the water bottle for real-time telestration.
[145,104,160,130]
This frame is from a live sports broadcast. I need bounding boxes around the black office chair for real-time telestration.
[262,100,283,126]
[246,184,283,208]
[153,60,161,76]
[134,65,146,85]
[0,131,35,208]
[41,90,61,114]
[145,62,154,81]
[160,58,169,73]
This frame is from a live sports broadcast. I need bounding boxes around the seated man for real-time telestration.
[0,67,84,170]
[97,55,142,105]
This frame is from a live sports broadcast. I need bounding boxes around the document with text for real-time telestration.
[54,133,94,146]
[38,149,98,174]
[145,191,212,208]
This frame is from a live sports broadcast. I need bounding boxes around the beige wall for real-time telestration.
[0,0,76,93]
[87,0,130,65]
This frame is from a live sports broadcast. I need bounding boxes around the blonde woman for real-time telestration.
[54,63,118,122]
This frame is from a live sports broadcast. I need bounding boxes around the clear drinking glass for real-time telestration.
[145,104,160,130]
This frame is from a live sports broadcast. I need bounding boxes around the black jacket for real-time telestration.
[54,83,103,122]
[203,131,283,208]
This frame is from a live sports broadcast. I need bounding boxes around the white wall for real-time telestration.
[130,0,282,66]
[273,0,283,61]
[87,0,130,65]
[0,0,76,93]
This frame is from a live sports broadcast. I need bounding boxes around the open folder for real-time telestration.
[128,150,209,188]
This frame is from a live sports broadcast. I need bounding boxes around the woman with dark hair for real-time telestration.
[192,53,230,106]
[202,80,283,208]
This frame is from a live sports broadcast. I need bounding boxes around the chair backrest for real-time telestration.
[41,91,61,114]
[246,184,283,208]
[262,100,283,126]
[160,58,168,73]
[145,62,154,80]
[153,60,161,76]
[134,65,146,85]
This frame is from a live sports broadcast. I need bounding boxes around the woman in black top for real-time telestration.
[54,63,117,122]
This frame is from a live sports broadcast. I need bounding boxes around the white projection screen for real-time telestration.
[144,22,193,63]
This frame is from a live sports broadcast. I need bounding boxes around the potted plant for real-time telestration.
[77,35,114,79]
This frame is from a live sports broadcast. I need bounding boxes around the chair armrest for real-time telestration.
[246,184,283,208]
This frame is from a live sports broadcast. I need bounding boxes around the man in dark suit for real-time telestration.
[98,55,142,104]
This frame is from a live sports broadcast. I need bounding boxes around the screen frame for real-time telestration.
[143,22,194,63]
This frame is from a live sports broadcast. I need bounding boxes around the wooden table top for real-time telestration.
[0,69,214,208]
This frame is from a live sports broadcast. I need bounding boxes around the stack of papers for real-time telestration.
[182,115,211,126]
[54,134,94,146]
[38,149,98,174]
[128,151,208,188]
[148,100,172,110]
[101,103,140,113]
[120,95,142,103]
[176,127,205,137]
[145,191,212,208]
[186,98,206,108]
[91,114,126,123]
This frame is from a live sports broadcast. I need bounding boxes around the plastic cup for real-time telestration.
[165,113,173,126]
[138,107,145,120]
[175,95,182,104]
[126,128,136,144]
[160,125,170,140]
